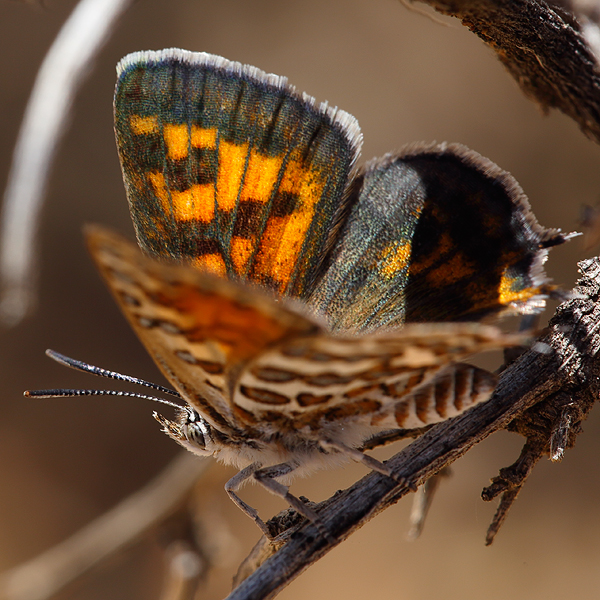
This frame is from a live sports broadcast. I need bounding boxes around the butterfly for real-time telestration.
[36,48,567,538]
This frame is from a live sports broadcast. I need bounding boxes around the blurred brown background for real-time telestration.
[2,1,600,599]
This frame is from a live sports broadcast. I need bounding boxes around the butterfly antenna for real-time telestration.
[44,349,181,397]
[23,350,186,410]
[24,388,184,409]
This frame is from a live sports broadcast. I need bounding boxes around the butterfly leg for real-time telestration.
[252,463,317,520]
[225,463,273,538]
[225,462,334,541]
[253,462,336,542]
[319,439,416,490]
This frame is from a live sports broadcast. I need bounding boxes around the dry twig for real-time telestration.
[414,0,600,143]
[0,0,131,325]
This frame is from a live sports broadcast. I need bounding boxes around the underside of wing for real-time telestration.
[310,142,566,332]
[86,226,319,432]
[233,321,522,433]
[115,49,362,299]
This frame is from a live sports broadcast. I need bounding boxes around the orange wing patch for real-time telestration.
[252,159,327,292]
[129,114,159,135]
[498,268,543,306]
[163,124,190,160]
[129,113,328,290]
[191,126,217,148]
[378,242,411,280]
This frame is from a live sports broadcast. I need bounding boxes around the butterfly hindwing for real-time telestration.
[233,321,522,431]
[114,49,362,299]
[310,143,566,332]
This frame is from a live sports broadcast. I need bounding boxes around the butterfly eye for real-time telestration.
[183,409,213,451]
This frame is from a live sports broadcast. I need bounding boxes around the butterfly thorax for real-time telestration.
[154,405,388,474]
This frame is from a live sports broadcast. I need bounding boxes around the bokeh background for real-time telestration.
[2,1,600,599]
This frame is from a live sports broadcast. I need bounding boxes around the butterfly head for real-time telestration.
[154,408,218,457]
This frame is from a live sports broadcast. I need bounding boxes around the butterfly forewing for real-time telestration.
[114,49,362,299]
[86,226,319,430]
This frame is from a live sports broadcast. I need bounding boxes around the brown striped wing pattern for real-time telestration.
[235,326,511,431]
